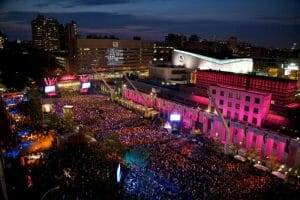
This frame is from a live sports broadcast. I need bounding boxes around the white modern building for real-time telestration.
[149,66,189,85]
[172,49,253,74]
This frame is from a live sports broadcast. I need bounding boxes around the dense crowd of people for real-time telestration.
[48,94,299,200]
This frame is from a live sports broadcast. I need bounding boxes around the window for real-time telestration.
[228,102,232,108]
[219,108,223,113]
[235,104,240,109]
[234,113,239,120]
[255,98,260,104]
[171,70,186,74]
[219,100,224,105]
[220,91,224,96]
[253,108,259,114]
[236,93,241,100]
[252,117,257,125]
[245,96,250,102]
[212,89,216,94]
[228,93,233,98]
[243,115,248,122]
[244,106,249,112]
[227,111,231,118]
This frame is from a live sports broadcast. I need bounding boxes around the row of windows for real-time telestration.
[212,89,261,104]
[219,109,258,125]
[219,100,260,114]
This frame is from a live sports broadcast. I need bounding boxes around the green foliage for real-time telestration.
[46,113,74,134]
[0,46,59,89]
[18,87,43,128]
[101,134,125,158]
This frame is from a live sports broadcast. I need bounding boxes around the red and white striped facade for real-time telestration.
[123,88,300,167]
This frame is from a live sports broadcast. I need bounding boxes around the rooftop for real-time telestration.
[212,84,271,97]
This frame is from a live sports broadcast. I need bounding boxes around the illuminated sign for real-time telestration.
[178,55,184,64]
[82,82,91,89]
[44,77,57,86]
[44,86,55,93]
[60,75,76,82]
[106,48,124,66]
[284,63,299,76]
[170,113,181,121]
[57,82,81,88]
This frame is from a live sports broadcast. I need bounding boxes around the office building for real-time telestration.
[149,66,189,85]
[65,21,78,57]
[153,46,173,65]
[196,70,298,107]
[0,31,7,49]
[75,38,153,74]
[172,49,253,74]
[209,85,271,127]
[31,15,61,51]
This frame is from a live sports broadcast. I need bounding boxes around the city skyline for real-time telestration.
[0,0,299,48]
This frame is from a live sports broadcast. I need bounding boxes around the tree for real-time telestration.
[46,113,74,134]
[246,148,258,159]
[266,155,279,170]
[101,134,125,159]
[18,87,43,128]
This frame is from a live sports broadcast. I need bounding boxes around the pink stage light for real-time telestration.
[60,75,76,81]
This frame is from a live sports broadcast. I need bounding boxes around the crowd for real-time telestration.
[48,94,299,200]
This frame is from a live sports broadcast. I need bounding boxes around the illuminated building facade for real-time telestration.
[31,15,61,51]
[149,66,189,85]
[65,21,78,58]
[267,67,284,78]
[0,31,6,49]
[123,88,300,167]
[172,49,253,74]
[196,70,298,107]
[153,46,174,65]
[75,39,153,73]
[209,85,271,127]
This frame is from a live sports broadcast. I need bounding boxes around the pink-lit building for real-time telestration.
[123,88,300,167]
[196,70,298,107]
[209,85,271,127]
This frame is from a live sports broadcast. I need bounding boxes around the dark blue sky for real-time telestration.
[0,0,299,48]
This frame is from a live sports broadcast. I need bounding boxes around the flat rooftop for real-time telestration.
[212,84,271,97]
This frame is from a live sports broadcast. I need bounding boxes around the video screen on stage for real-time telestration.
[44,85,56,93]
[82,82,91,89]
[170,113,181,122]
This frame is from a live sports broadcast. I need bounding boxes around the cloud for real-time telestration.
[34,0,138,8]
[255,15,300,25]
[0,11,299,48]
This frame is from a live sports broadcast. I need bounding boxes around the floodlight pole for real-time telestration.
[208,90,231,154]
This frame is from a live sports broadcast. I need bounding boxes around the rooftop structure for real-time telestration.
[172,49,253,74]
[196,70,298,107]
[75,38,153,73]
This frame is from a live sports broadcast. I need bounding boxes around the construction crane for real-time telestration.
[207,90,231,154]
[91,68,115,99]
[123,75,155,117]
[91,68,153,117]
[123,75,149,107]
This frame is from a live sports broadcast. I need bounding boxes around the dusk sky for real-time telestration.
[0,0,299,48]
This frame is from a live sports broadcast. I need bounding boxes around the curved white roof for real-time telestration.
[174,49,252,65]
